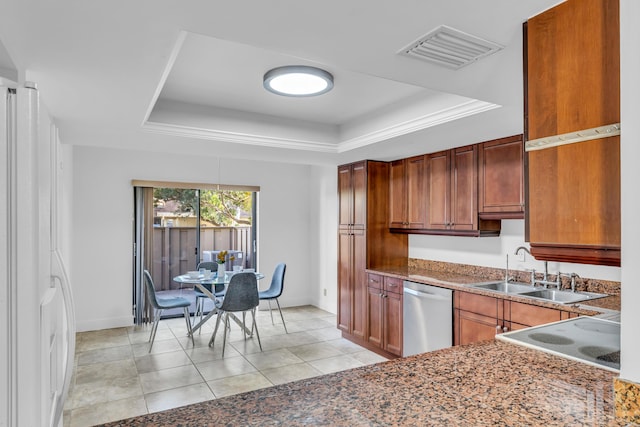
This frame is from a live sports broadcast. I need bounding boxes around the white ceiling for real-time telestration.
[0,0,562,165]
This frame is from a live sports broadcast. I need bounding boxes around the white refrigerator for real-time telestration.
[1,83,75,427]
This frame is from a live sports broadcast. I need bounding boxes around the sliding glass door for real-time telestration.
[133,182,258,324]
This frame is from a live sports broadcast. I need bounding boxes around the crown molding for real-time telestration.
[337,99,499,153]
[142,121,339,153]
[142,99,499,153]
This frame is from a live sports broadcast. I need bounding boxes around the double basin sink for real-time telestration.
[468,280,607,304]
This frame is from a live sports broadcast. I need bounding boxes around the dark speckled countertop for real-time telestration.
[102,340,626,426]
[369,266,621,315]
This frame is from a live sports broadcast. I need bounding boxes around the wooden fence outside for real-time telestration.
[150,226,252,290]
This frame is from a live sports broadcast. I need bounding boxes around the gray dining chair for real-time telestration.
[209,272,262,357]
[144,270,194,352]
[193,261,226,331]
[259,263,288,333]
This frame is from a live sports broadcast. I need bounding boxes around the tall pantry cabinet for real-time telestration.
[337,161,407,348]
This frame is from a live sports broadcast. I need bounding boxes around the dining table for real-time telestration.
[173,271,265,336]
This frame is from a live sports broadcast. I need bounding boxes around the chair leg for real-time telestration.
[242,311,247,340]
[222,313,229,358]
[275,298,288,334]
[209,311,223,347]
[267,299,274,325]
[194,297,205,335]
[183,307,195,346]
[251,308,262,352]
[148,308,162,353]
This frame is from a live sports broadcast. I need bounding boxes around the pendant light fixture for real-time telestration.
[263,65,333,97]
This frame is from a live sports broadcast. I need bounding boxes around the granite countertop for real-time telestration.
[102,340,626,426]
[368,266,621,316]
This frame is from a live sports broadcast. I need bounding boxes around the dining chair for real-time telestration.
[209,272,262,357]
[144,270,194,352]
[259,262,288,333]
[193,261,226,331]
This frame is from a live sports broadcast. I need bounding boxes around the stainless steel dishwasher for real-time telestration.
[403,281,453,356]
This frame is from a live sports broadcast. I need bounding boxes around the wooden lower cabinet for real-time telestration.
[454,290,575,345]
[454,292,506,346]
[367,274,403,356]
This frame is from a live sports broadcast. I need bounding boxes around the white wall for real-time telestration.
[619,0,640,384]
[71,145,319,331]
[410,220,621,283]
[308,165,338,313]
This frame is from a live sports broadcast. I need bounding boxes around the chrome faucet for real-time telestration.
[514,246,531,257]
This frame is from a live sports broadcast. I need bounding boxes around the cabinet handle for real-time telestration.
[495,325,501,333]
[503,326,509,333]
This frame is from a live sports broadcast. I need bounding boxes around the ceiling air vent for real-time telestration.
[399,25,503,70]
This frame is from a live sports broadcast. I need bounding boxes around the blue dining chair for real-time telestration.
[144,270,194,352]
[209,272,262,357]
[194,261,226,331]
[259,263,288,333]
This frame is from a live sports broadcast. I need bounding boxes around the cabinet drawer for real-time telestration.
[367,273,383,290]
[457,292,501,318]
[508,301,562,327]
[384,276,403,294]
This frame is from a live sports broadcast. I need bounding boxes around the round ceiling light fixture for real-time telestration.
[263,65,334,97]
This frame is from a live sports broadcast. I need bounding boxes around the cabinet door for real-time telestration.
[527,138,620,265]
[351,229,367,340]
[367,287,383,347]
[527,0,619,140]
[352,162,367,228]
[426,150,450,229]
[388,159,407,228]
[337,230,352,333]
[455,310,499,346]
[384,291,403,356]
[338,165,353,229]
[406,155,427,229]
[450,145,477,231]
[478,135,524,218]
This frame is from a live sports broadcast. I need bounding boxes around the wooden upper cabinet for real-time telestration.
[427,146,479,232]
[338,162,367,229]
[388,160,407,229]
[525,0,620,266]
[478,135,525,219]
[389,156,427,229]
[450,145,478,231]
[426,150,450,230]
[526,0,619,139]
[337,165,353,229]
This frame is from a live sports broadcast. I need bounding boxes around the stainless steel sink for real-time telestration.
[469,281,534,294]
[469,281,608,304]
[518,289,607,304]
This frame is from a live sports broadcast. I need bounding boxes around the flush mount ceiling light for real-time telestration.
[263,65,333,97]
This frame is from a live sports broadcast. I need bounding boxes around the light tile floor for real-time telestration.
[64,305,388,427]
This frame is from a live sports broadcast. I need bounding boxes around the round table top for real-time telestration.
[173,271,264,284]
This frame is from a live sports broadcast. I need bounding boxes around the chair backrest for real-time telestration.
[143,270,162,309]
[267,263,286,297]
[220,272,258,312]
[197,261,217,271]
[196,261,225,294]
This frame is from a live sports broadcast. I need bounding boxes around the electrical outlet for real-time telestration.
[323,288,327,296]
[516,251,525,262]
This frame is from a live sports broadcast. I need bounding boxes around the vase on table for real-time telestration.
[217,263,226,281]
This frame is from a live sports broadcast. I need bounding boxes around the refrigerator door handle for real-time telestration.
[50,249,76,427]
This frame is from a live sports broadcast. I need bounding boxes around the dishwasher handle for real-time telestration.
[403,287,450,301]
